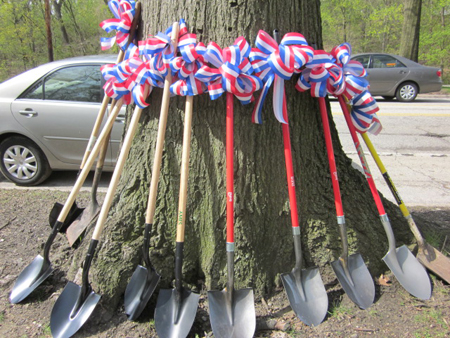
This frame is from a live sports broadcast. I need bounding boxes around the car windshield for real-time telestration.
[372,55,406,69]
[20,65,103,103]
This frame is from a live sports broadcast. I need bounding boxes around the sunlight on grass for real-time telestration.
[414,308,449,338]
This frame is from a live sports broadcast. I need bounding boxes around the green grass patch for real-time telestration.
[414,308,449,338]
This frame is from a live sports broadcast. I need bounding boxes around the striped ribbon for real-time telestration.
[100,0,136,51]
[195,37,262,104]
[249,30,314,124]
[331,43,382,134]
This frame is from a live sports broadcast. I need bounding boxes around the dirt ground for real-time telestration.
[0,189,449,338]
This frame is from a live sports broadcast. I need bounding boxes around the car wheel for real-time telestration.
[396,82,418,102]
[0,136,52,186]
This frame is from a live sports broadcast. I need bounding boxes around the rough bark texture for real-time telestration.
[68,0,413,315]
[399,0,422,62]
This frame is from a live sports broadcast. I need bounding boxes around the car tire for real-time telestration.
[0,136,52,186]
[396,82,418,102]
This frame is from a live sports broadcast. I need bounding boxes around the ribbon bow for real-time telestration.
[169,24,207,96]
[330,43,382,134]
[295,50,345,97]
[250,30,314,124]
[195,37,262,104]
[101,43,153,108]
[100,0,136,51]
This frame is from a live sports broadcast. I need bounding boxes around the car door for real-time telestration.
[10,64,124,167]
[365,54,410,95]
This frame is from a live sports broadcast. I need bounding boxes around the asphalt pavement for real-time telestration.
[1,93,449,208]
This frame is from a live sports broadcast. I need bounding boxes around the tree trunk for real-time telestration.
[67,0,413,318]
[44,0,54,61]
[53,0,71,45]
[399,0,422,61]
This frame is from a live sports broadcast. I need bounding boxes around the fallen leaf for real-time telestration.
[378,274,391,286]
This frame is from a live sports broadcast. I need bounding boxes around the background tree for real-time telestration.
[399,0,422,61]
[64,0,414,319]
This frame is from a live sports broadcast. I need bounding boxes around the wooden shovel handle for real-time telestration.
[92,86,150,241]
[57,99,124,223]
[80,2,141,169]
[176,95,194,243]
[145,21,180,224]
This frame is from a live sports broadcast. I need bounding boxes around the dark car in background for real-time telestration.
[351,53,442,102]
[0,55,126,186]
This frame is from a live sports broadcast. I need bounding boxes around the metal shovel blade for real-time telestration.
[50,282,101,338]
[208,288,255,338]
[281,267,328,326]
[331,253,375,309]
[417,242,450,284]
[10,255,52,304]
[66,201,101,247]
[383,245,432,300]
[124,265,161,320]
[154,287,200,338]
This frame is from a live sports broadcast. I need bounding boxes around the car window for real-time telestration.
[352,55,370,68]
[20,65,103,103]
[372,55,406,69]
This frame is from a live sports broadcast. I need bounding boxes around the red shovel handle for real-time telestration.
[281,92,300,229]
[318,98,344,217]
[226,92,234,244]
[338,95,386,215]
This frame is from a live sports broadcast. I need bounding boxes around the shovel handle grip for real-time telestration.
[226,92,234,244]
[338,96,386,215]
[318,97,344,217]
[281,92,300,229]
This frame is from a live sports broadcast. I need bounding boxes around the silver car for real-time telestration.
[0,55,126,186]
[351,53,442,102]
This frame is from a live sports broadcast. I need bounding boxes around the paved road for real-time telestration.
[1,94,449,207]
[330,94,450,207]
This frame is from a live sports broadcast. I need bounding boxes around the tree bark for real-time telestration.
[67,0,413,318]
[399,0,422,61]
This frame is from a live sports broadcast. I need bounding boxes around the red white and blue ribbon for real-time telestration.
[249,30,314,124]
[295,50,345,97]
[100,0,136,51]
[195,37,262,104]
[330,43,382,134]
[169,24,207,96]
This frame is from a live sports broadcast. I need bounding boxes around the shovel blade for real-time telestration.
[10,255,53,304]
[417,242,450,284]
[154,288,199,338]
[383,245,432,300]
[281,267,328,326]
[331,253,375,309]
[208,288,255,338]
[66,202,101,247]
[124,265,161,320]
[50,282,101,338]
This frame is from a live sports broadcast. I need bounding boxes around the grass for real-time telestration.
[327,300,354,320]
[414,308,449,338]
[440,86,450,94]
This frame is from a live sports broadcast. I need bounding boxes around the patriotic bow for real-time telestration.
[195,37,262,104]
[330,43,382,134]
[101,44,153,108]
[250,30,314,124]
[330,43,369,100]
[100,0,137,51]
[169,26,207,96]
[295,50,345,97]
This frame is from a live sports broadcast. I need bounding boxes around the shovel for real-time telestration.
[63,3,142,244]
[9,99,125,304]
[361,131,450,284]
[50,86,150,338]
[338,95,432,300]
[268,31,327,327]
[124,21,180,321]
[154,95,200,338]
[318,97,375,309]
[208,92,256,338]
